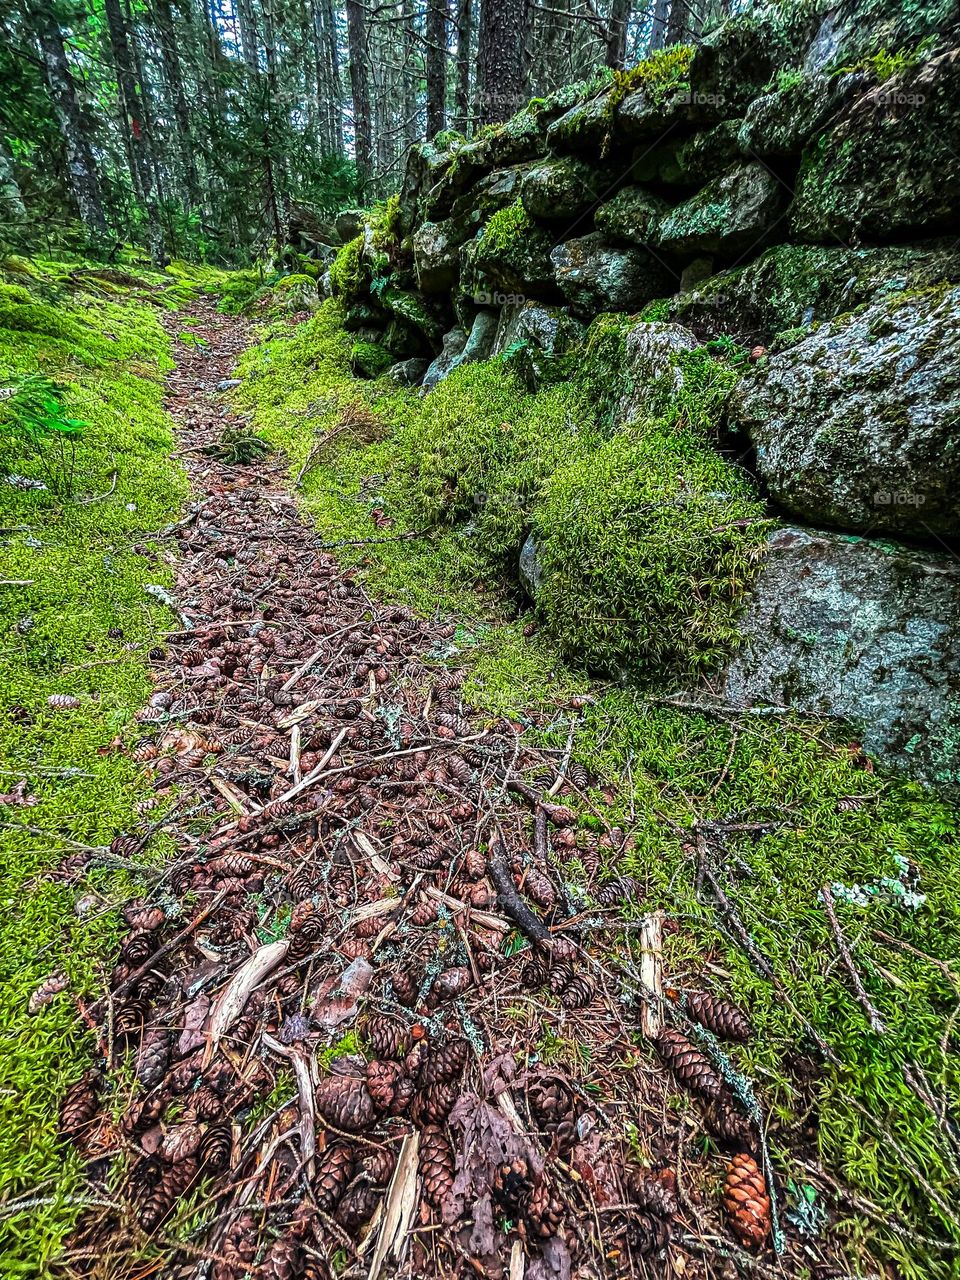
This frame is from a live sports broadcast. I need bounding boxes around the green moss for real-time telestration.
[0,266,185,1268]
[611,42,694,109]
[481,198,534,255]
[329,234,367,302]
[350,340,392,379]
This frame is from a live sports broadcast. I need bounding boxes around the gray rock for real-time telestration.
[671,120,744,184]
[422,326,468,390]
[654,162,786,259]
[413,221,461,294]
[493,301,584,359]
[421,311,499,390]
[738,72,866,157]
[594,186,668,246]
[215,379,241,393]
[728,285,960,538]
[387,358,430,387]
[335,209,364,242]
[790,51,960,243]
[448,164,530,241]
[546,95,610,155]
[520,157,617,221]
[617,322,699,425]
[551,233,677,316]
[726,526,960,789]
[519,532,544,600]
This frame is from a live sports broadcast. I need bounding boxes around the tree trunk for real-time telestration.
[321,0,344,152]
[425,0,447,139]
[155,0,201,207]
[401,0,419,147]
[236,0,260,72]
[346,0,372,186]
[605,0,632,68]
[29,0,109,240]
[646,0,670,51]
[665,0,691,46]
[477,0,527,125]
[454,0,472,132]
[0,138,27,219]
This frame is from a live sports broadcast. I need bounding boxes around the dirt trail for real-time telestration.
[58,304,823,1279]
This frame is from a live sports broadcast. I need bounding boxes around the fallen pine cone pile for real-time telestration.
[49,303,832,1279]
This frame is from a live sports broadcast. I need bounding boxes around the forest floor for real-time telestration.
[51,300,851,1280]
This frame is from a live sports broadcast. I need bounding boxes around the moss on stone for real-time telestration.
[329,235,367,302]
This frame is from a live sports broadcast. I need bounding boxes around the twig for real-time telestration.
[487,841,551,946]
[820,884,887,1035]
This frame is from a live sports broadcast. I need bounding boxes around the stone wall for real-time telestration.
[323,0,960,787]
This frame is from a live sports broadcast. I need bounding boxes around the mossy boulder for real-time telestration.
[448,165,531,241]
[335,209,364,242]
[738,71,867,157]
[545,95,611,155]
[381,287,444,343]
[726,525,960,790]
[423,312,499,390]
[387,358,430,386]
[687,12,792,117]
[420,139,497,222]
[520,157,618,221]
[469,201,559,298]
[350,340,392,379]
[617,322,700,425]
[728,285,960,538]
[790,51,960,242]
[551,233,677,316]
[671,120,744,184]
[654,162,787,259]
[594,187,667,245]
[413,221,461,294]
[493,301,585,388]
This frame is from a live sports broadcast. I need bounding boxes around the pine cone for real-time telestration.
[135,1028,170,1089]
[390,969,419,1007]
[521,958,548,989]
[335,1183,379,1233]
[418,1037,470,1087]
[412,1079,459,1124]
[559,973,595,1010]
[723,1153,771,1250]
[493,1159,533,1216]
[427,966,473,1003]
[314,1143,354,1210]
[686,992,752,1043]
[527,1075,574,1129]
[161,1122,203,1163]
[420,1124,455,1212]
[520,867,556,910]
[212,1211,259,1280]
[315,1075,376,1132]
[624,1210,671,1257]
[704,1088,754,1150]
[626,1167,678,1218]
[548,966,571,996]
[139,1155,199,1232]
[198,1122,234,1172]
[655,1027,722,1100]
[259,1232,302,1280]
[360,1146,397,1186]
[364,1014,412,1060]
[526,1177,565,1239]
[366,1060,403,1112]
[59,1072,100,1144]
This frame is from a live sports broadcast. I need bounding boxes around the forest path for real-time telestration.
[59,303,795,1279]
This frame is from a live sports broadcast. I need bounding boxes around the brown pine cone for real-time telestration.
[114,1000,149,1041]
[520,867,556,910]
[212,1210,259,1280]
[198,1122,234,1172]
[191,1084,222,1121]
[420,1124,455,1212]
[258,1231,302,1280]
[134,1028,170,1089]
[626,1167,679,1218]
[390,969,419,1007]
[335,1183,379,1233]
[493,1158,533,1216]
[724,1153,771,1250]
[161,1122,203,1163]
[366,1060,404,1112]
[655,1027,722,1100]
[427,966,473,1004]
[314,1143,355,1210]
[59,1071,99,1144]
[364,1014,412,1061]
[559,973,596,1010]
[412,1079,459,1124]
[360,1146,397,1186]
[624,1209,671,1257]
[527,1075,574,1129]
[521,958,548,989]
[168,1054,202,1094]
[139,1155,199,1232]
[464,847,486,879]
[526,1177,565,1239]
[704,1088,754,1150]
[548,965,571,996]
[315,1075,376,1132]
[686,992,752,1043]
[418,1037,470,1087]
[409,896,440,926]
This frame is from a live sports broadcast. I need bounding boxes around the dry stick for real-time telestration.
[487,841,550,947]
[267,726,349,807]
[819,883,887,1035]
[84,890,228,1020]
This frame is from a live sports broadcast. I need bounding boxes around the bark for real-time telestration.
[346,0,372,185]
[453,0,472,132]
[665,0,692,46]
[646,0,670,52]
[476,0,528,125]
[29,0,109,239]
[236,0,260,72]
[605,0,632,68]
[155,0,201,207]
[401,0,419,147]
[0,137,27,219]
[425,0,447,139]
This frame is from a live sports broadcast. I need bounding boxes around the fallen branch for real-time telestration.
[487,842,551,946]
[820,883,887,1035]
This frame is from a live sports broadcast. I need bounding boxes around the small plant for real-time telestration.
[0,374,87,497]
[203,424,272,465]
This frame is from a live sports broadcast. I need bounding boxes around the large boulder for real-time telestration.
[494,301,585,388]
[727,285,960,539]
[790,50,960,243]
[520,157,618,221]
[726,526,960,789]
[653,162,787,259]
[467,215,558,299]
[413,221,461,294]
[546,95,610,155]
[594,187,668,246]
[617,322,699,425]
[422,326,468,390]
[738,71,867,157]
[551,234,677,315]
[422,311,499,390]
[448,165,530,241]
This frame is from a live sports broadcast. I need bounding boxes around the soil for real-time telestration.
[57,302,840,1279]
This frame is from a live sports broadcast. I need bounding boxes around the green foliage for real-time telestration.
[0,374,87,497]
[834,35,937,79]
[610,42,694,108]
[329,235,367,302]
[217,270,266,316]
[481,199,533,255]
[203,423,272,464]
[0,263,185,1268]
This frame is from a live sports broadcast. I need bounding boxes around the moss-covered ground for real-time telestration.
[234,298,960,1278]
[0,256,220,1269]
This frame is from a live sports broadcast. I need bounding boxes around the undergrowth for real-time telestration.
[234,295,960,1277]
[0,257,185,1269]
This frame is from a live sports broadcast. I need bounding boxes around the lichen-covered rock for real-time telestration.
[688,12,795,117]
[728,286,960,538]
[387,358,430,386]
[726,526,960,789]
[551,234,677,315]
[422,311,499,390]
[493,301,585,387]
[790,50,960,243]
[617,322,699,425]
[594,187,668,246]
[381,288,444,343]
[422,326,468,391]
[520,157,618,221]
[674,242,960,342]
[545,95,610,155]
[414,221,461,294]
[335,209,364,242]
[420,140,497,222]
[616,87,691,142]
[738,72,866,157]
[671,120,744,185]
[448,165,530,242]
[654,162,786,259]
[469,204,558,297]
[350,340,392,380]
